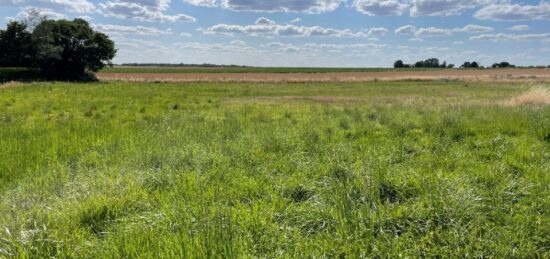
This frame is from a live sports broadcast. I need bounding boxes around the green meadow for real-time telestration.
[0,81,548,257]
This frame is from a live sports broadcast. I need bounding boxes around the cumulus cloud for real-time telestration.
[289,18,301,24]
[14,7,66,20]
[202,19,384,38]
[368,27,389,36]
[394,25,416,34]
[262,42,387,54]
[415,27,452,37]
[353,0,408,16]
[396,24,492,37]
[99,0,196,22]
[93,24,173,36]
[410,0,495,17]
[454,24,493,33]
[0,0,94,13]
[255,17,276,25]
[184,0,217,7]
[184,0,344,13]
[470,33,550,42]
[474,2,550,21]
[508,25,529,31]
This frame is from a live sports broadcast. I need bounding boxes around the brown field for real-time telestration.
[96,68,550,83]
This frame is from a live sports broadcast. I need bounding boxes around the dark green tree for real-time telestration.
[0,17,116,80]
[415,61,424,68]
[393,60,404,68]
[424,58,439,68]
[0,21,35,67]
[32,19,116,79]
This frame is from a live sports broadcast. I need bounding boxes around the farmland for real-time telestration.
[0,79,548,257]
[97,67,550,83]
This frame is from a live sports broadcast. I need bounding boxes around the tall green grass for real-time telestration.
[0,81,548,257]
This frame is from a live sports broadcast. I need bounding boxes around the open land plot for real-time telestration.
[97,68,550,83]
[0,81,549,257]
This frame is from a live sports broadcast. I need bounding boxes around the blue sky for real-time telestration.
[1,0,549,67]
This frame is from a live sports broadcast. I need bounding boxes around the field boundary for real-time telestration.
[96,68,550,83]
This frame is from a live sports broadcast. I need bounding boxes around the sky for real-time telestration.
[0,0,549,67]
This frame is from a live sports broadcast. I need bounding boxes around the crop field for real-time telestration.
[0,80,549,257]
[100,66,438,74]
[97,67,550,83]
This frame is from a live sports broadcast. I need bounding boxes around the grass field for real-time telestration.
[100,66,442,74]
[0,80,549,257]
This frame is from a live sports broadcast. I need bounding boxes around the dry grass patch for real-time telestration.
[505,87,550,106]
[0,81,25,89]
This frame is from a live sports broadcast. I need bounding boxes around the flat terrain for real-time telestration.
[0,81,549,257]
[97,67,550,82]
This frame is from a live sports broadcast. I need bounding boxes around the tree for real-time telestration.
[0,21,35,67]
[447,64,455,68]
[461,62,471,68]
[470,61,479,68]
[0,17,116,80]
[23,8,47,31]
[394,60,404,68]
[424,58,439,68]
[32,19,116,79]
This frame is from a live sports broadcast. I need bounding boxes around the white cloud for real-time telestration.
[78,15,92,21]
[394,25,416,34]
[508,25,529,31]
[475,2,550,21]
[397,24,491,37]
[263,42,387,54]
[184,0,217,7]
[255,17,276,25]
[454,24,493,33]
[189,0,345,13]
[0,0,95,13]
[453,41,464,44]
[368,27,389,36]
[470,33,550,42]
[289,18,301,24]
[99,1,196,22]
[93,24,173,36]
[180,32,192,37]
[229,40,247,46]
[410,0,495,17]
[15,7,66,20]
[202,19,375,38]
[353,0,408,16]
[415,27,452,37]
[173,41,257,53]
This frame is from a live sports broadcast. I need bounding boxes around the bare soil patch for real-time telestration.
[96,68,550,83]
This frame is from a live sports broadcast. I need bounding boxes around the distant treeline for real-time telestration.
[120,63,250,68]
[394,58,549,69]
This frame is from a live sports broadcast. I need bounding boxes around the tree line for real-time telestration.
[394,58,523,69]
[0,10,116,81]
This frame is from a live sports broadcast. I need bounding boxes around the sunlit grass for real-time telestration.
[0,81,548,257]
